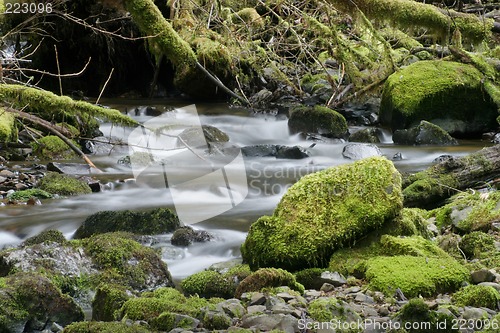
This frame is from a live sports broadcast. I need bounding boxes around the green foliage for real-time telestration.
[22,229,66,246]
[7,189,53,202]
[0,109,15,142]
[362,255,469,297]
[36,172,92,196]
[453,285,500,309]
[31,135,77,160]
[242,157,403,271]
[73,208,180,239]
[62,321,151,333]
[234,268,304,298]
[460,231,496,259]
[380,60,497,134]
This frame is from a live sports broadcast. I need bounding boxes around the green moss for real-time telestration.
[460,231,496,259]
[31,135,77,160]
[390,208,432,238]
[428,191,500,232]
[0,84,137,135]
[181,270,234,298]
[229,8,264,28]
[55,122,80,138]
[380,60,497,134]
[203,311,232,330]
[329,242,384,277]
[308,297,361,324]
[0,109,15,142]
[397,298,454,333]
[73,208,180,239]
[403,173,460,209]
[453,285,500,309]
[380,235,449,258]
[92,283,131,321]
[294,268,325,290]
[62,321,151,333]
[22,229,66,246]
[234,268,304,298]
[288,105,348,139]
[36,172,91,196]
[380,27,423,50]
[7,189,53,202]
[362,255,469,297]
[242,157,403,271]
[79,232,173,290]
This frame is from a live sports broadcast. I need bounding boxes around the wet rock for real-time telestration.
[178,125,229,149]
[249,89,274,107]
[393,121,458,145]
[83,136,129,155]
[493,133,500,144]
[171,226,214,246]
[242,144,310,159]
[275,145,310,159]
[47,162,92,175]
[349,128,382,143]
[342,143,383,160]
[73,207,180,239]
[288,105,349,139]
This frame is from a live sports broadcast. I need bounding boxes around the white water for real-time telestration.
[0,101,487,279]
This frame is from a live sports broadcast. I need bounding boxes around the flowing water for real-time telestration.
[0,100,490,279]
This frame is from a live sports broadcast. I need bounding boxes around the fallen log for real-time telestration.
[402,144,500,208]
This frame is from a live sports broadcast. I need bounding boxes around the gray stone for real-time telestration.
[218,299,246,318]
[0,170,15,178]
[378,305,390,316]
[320,271,347,287]
[241,144,278,157]
[320,283,335,292]
[345,286,362,294]
[276,292,296,302]
[271,303,296,315]
[393,121,458,145]
[0,176,6,183]
[275,145,310,159]
[451,206,473,228]
[462,307,488,320]
[349,128,382,143]
[241,314,298,333]
[304,290,322,298]
[250,293,267,306]
[247,305,267,315]
[354,293,375,304]
[174,314,200,330]
[342,143,382,160]
[47,162,91,175]
[478,282,500,292]
[471,269,496,284]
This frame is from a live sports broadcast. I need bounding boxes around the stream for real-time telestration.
[0,100,490,280]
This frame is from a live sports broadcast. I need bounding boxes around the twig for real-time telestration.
[5,57,92,78]
[96,68,114,105]
[54,45,63,96]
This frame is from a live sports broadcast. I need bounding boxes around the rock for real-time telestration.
[47,162,91,175]
[249,89,274,107]
[478,282,500,292]
[454,285,500,309]
[342,143,382,160]
[349,128,382,143]
[92,283,131,321]
[202,310,232,330]
[63,321,150,333]
[462,307,489,320]
[241,144,278,157]
[354,293,375,304]
[242,157,403,271]
[73,207,180,239]
[22,229,66,246]
[288,105,349,139]
[177,125,229,149]
[0,170,15,178]
[180,270,235,299]
[493,133,500,144]
[460,231,495,258]
[393,121,458,145]
[241,313,298,332]
[218,299,246,318]
[320,271,347,287]
[320,283,335,292]
[171,226,213,246]
[250,293,267,306]
[380,60,498,137]
[275,145,310,159]
[0,272,84,332]
[83,136,129,155]
[36,172,92,196]
[471,269,496,284]
[235,268,304,298]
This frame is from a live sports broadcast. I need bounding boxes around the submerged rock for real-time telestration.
[171,226,213,246]
[73,208,180,239]
[380,60,498,137]
[241,157,403,271]
[393,120,458,145]
[241,144,310,159]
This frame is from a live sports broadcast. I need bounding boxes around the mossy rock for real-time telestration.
[0,109,15,142]
[0,272,84,331]
[308,297,361,323]
[242,157,403,270]
[390,207,432,238]
[393,120,458,145]
[349,128,381,143]
[361,255,469,297]
[380,235,449,258]
[62,321,152,333]
[234,268,304,298]
[80,232,174,290]
[7,188,53,202]
[31,135,78,160]
[429,191,500,232]
[397,298,455,333]
[453,285,500,309]
[380,60,498,137]
[73,208,180,239]
[36,172,92,196]
[92,283,131,321]
[181,270,234,299]
[22,229,66,246]
[294,268,325,290]
[288,105,349,139]
[459,231,496,259]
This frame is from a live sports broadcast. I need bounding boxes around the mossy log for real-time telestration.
[330,0,494,43]
[403,144,500,208]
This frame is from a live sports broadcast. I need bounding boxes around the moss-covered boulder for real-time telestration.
[349,128,381,143]
[380,60,498,137]
[62,321,152,333]
[7,188,53,202]
[0,109,15,142]
[397,298,453,333]
[429,191,500,232]
[241,157,403,271]
[36,172,92,196]
[234,268,304,298]
[0,272,84,332]
[460,231,496,259]
[73,208,180,239]
[31,135,78,160]
[288,105,349,139]
[22,229,66,247]
[393,120,458,145]
[453,285,500,309]
[360,255,469,297]
[92,283,131,321]
[80,232,174,291]
[181,270,234,299]
[308,297,361,323]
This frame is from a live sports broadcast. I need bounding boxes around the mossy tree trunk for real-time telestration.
[403,145,500,208]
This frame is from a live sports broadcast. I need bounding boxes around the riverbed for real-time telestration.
[0,100,489,279]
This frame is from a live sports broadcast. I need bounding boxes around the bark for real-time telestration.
[402,145,500,208]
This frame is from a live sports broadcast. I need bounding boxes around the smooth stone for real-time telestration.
[246,305,267,315]
[320,283,335,292]
[354,293,375,304]
[47,162,91,175]
[471,269,496,284]
[462,307,488,320]
[250,293,267,306]
[320,271,347,287]
[342,143,382,160]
